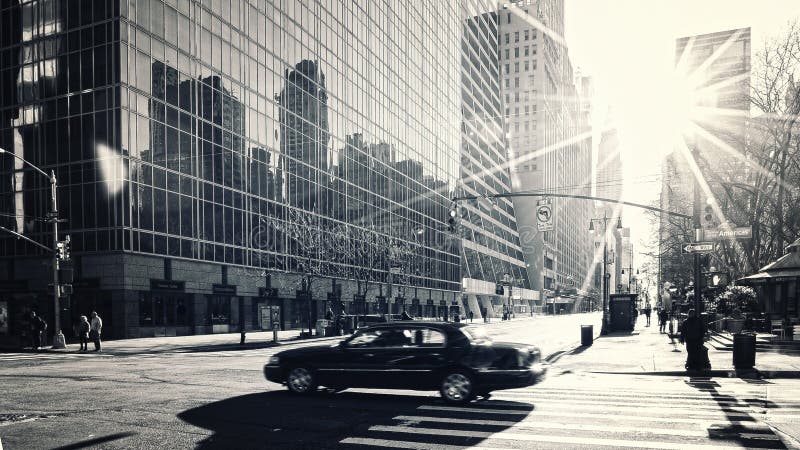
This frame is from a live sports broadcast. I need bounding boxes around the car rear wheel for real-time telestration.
[440,371,474,404]
[286,367,316,394]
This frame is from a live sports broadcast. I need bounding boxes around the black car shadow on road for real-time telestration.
[178,390,533,450]
[52,432,137,450]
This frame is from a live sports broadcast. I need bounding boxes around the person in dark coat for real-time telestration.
[644,304,652,326]
[77,315,90,351]
[468,311,474,323]
[680,309,709,371]
[29,311,46,350]
[658,308,669,334]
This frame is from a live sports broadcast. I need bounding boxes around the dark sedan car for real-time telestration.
[263,321,546,403]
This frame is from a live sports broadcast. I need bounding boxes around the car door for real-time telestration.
[317,328,387,388]
[382,326,449,389]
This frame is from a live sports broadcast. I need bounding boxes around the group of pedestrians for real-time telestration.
[76,311,103,352]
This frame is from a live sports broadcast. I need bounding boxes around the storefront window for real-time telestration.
[140,293,189,326]
[209,296,231,325]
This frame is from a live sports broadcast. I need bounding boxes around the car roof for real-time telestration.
[361,321,467,330]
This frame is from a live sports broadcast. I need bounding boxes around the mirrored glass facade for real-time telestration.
[1,0,462,290]
[0,0,467,338]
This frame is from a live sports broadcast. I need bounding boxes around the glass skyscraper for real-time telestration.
[460,1,535,319]
[0,1,463,340]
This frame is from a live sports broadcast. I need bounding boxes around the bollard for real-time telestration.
[273,323,280,343]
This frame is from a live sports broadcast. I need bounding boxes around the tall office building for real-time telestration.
[499,0,593,312]
[460,1,536,319]
[0,1,464,341]
[659,28,751,291]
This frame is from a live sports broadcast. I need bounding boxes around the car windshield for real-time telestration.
[461,326,492,344]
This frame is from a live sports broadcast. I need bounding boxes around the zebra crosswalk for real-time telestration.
[0,351,114,363]
[338,376,791,449]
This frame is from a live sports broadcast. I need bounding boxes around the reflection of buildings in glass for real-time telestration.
[1,1,463,339]
[276,60,330,211]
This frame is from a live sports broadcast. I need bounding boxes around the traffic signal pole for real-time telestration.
[692,148,702,315]
[50,171,66,349]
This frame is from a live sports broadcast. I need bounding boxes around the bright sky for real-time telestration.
[564,0,800,270]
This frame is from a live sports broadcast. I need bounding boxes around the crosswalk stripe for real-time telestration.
[504,388,760,404]
[365,425,747,450]
[392,414,711,437]
[486,394,755,412]
[419,403,755,420]
[340,437,514,450]
[529,386,764,400]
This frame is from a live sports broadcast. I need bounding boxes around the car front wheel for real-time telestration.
[286,367,316,394]
[440,371,474,404]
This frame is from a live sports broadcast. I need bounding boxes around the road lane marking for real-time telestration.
[340,438,513,450]
[366,425,749,450]
[392,415,710,437]
[418,404,755,421]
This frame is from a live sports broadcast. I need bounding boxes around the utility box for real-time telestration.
[608,294,638,332]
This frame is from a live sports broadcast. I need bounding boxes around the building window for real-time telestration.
[515,62,520,73]
[525,105,530,115]
[507,13,511,23]
[524,61,529,71]
[514,77,519,88]
[514,47,519,58]
[209,296,231,325]
[505,63,510,73]
[532,30,537,39]
[505,49,510,59]
[514,31,519,42]
[514,92,519,102]
[524,30,529,41]
[524,46,529,56]
[505,78,510,88]
[505,33,510,44]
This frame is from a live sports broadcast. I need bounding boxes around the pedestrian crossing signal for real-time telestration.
[447,206,460,233]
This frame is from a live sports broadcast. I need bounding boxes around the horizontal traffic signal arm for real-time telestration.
[453,191,693,220]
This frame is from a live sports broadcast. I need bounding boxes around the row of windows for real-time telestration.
[503,45,538,60]
[503,28,537,43]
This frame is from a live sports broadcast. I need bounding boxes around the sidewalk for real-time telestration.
[554,316,800,379]
[5,328,342,356]
[5,315,546,356]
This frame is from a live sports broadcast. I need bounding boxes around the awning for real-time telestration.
[738,269,800,284]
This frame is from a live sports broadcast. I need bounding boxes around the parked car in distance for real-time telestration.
[263,321,546,403]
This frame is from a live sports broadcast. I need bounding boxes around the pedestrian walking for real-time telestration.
[89,311,103,352]
[468,310,474,323]
[644,303,652,327]
[77,315,90,351]
[29,311,47,350]
[680,309,709,371]
[658,308,668,333]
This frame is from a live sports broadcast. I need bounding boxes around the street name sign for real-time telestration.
[682,242,715,254]
[703,226,752,241]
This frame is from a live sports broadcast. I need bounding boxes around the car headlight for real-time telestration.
[268,356,280,365]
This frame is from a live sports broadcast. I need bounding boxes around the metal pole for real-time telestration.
[692,147,702,314]
[602,232,609,335]
[51,171,65,348]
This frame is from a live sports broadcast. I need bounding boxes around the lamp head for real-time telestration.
[616,217,623,229]
[588,221,594,232]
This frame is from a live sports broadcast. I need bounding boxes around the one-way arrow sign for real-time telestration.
[682,242,715,254]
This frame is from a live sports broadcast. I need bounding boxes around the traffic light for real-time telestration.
[447,204,460,233]
[701,196,718,229]
[56,235,71,261]
[495,283,504,295]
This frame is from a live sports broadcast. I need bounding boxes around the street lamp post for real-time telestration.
[589,212,622,335]
[0,148,65,348]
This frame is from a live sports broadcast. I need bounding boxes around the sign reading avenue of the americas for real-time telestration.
[703,226,753,241]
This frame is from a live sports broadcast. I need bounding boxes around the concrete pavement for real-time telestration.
[554,314,800,378]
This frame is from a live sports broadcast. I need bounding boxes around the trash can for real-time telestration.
[316,319,329,337]
[732,332,756,370]
[581,325,593,347]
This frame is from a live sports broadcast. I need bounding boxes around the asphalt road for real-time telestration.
[2,312,799,449]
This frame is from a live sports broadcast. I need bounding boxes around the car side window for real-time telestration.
[413,328,446,347]
[346,329,382,348]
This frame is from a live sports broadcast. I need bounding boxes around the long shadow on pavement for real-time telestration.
[686,377,786,448]
[178,390,533,450]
